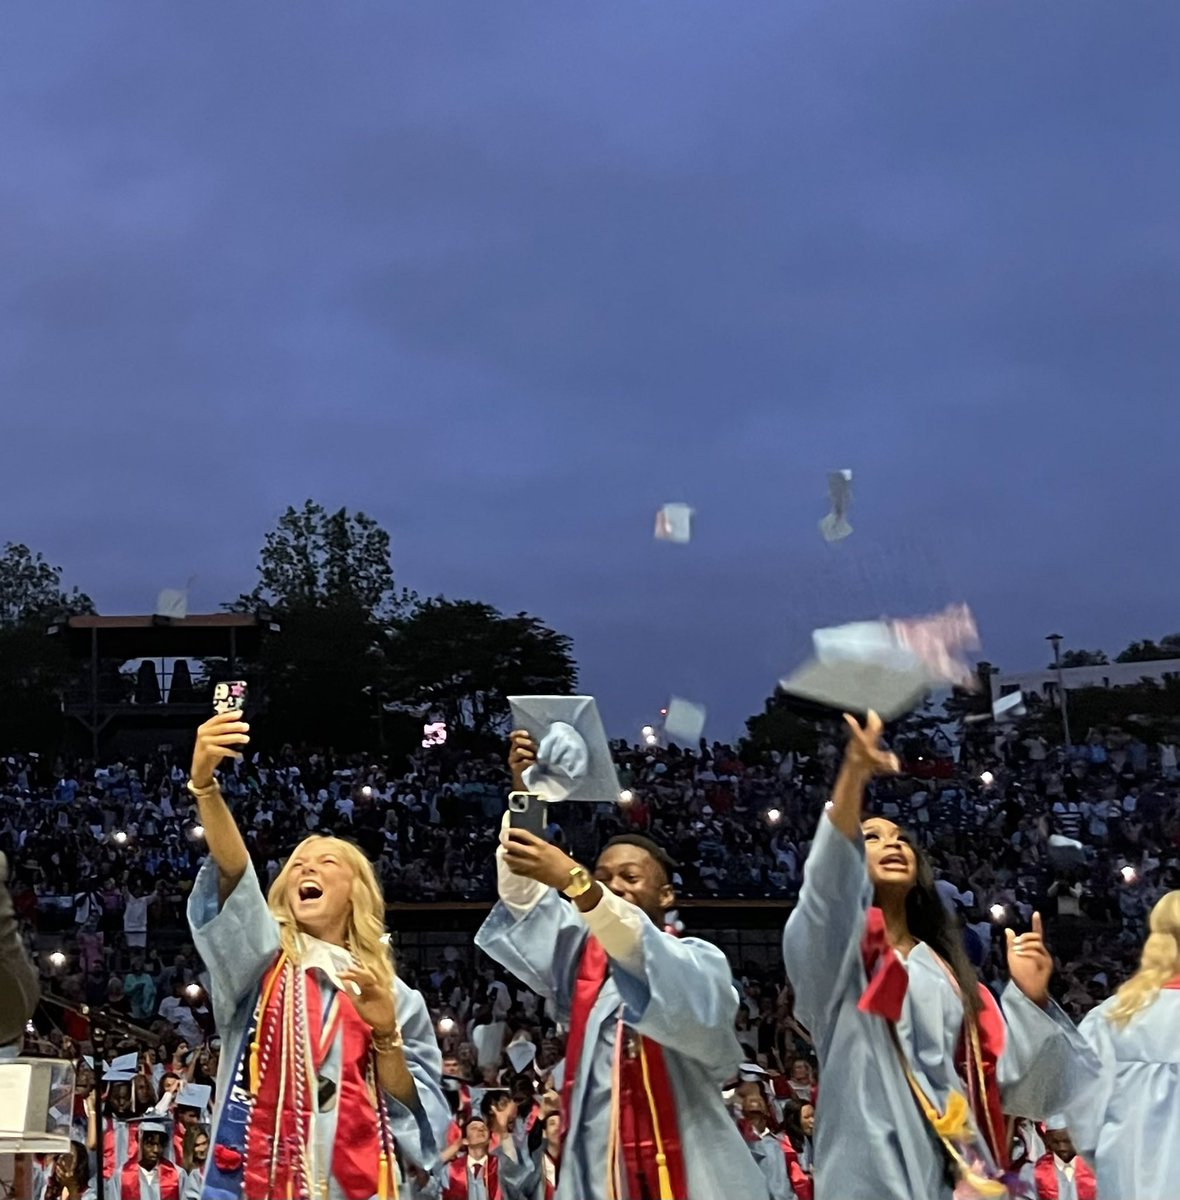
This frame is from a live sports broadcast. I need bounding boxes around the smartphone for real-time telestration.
[212,680,248,717]
[508,791,548,838]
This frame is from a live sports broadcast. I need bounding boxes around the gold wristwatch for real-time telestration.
[562,865,594,899]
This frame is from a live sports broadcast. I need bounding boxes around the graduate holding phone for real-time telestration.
[184,695,448,1200]
[476,730,770,1200]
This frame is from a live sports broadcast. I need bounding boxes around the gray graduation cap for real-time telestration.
[176,1083,211,1111]
[663,697,706,746]
[779,655,932,721]
[818,470,853,543]
[1047,835,1086,870]
[508,696,621,804]
[992,691,1026,722]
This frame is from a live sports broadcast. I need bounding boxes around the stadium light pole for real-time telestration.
[1046,633,1072,749]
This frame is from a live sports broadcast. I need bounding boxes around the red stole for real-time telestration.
[443,1154,499,1200]
[1033,1154,1095,1200]
[562,935,688,1200]
[859,909,1008,1166]
[104,1125,139,1178]
[242,961,382,1200]
[780,1137,814,1200]
[119,1159,182,1200]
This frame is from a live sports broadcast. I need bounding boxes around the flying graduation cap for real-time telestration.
[818,470,853,543]
[654,503,694,544]
[662,697,707,745]
[508,696,620,804]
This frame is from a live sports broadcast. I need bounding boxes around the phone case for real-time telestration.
[508,792,549,838]
[212,680,248,716]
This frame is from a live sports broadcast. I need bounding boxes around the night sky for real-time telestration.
[3,3,1178,739]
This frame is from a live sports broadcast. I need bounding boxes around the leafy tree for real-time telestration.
[740,689,824,758]
[386,599,577,738]
[1056,649,1109,668]
[0,543,94,750]
[1115,639,1180,664]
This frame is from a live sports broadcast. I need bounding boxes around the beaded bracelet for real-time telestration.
[371,1026,404,1055]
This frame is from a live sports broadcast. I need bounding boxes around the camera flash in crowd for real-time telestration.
[191,824,205,840]
[438,1017,456,1035]
[362,786,372,798]
[990,903,1006,922]
[1121,866,1137,884]
[618,790,634,805]
[186,984,201,999]
[48,951,66,968]
[766,808,782,825]
[980,771,994,786]
[641,726,654,738]
[113,830,128,844]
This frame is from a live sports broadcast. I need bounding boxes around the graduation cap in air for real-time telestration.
[992,691,1026,722]
[818,470,853,543]
[175,1083,211,1112]
[654,503,694,544]
[508,696,621,804]
[1047,835,1086,870]
[738,1063,770,1083]
[506,1038,537,1074]
[663,697,706,746]
[780,605,980,721]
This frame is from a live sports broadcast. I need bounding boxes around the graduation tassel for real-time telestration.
[378,1151,388,1200]
[637,1041,675,1200]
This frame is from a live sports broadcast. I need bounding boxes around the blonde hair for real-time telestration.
[267,836,395,998]
[1107,890,1180,1027]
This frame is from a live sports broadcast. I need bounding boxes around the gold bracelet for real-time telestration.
[562,865,594,899]
[372,1026,404,1054]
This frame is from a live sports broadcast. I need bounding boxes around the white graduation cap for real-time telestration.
[506,1038,537,1074]
[993,691,1026,722]
[131,1118,171,1137]
[818,470,853,543]
[663,696,706,746]
[1044,1114,1068,1132]
[508,696,621,804]
[738,1063,769,1082]
[155,589,189,620]
[176,1083,211,1111]
[654,503,694,544]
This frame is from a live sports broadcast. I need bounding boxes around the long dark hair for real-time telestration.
[45,1140,90,1200]
[889,833,982,1022]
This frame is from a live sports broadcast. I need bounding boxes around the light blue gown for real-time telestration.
[782,814,1090,1200]
[476,890,771,1200]
[1063,989,1180,1200]
[188,858,450,1200]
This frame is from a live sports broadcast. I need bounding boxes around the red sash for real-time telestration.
[443,1154,500,1200]
[781,1136,814,1200]
[562,935,688,1200]
[119,1159,182,1200]
[104,1126,139,1178]
[242,962,382,1200]
[1034,1154,1095,1200]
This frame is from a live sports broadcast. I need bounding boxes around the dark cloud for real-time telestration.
[1,1,1177,738]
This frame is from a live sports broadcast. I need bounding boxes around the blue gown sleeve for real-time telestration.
[781,813,871,1038]
[996,983,1097,1119]
[608,925,746,1082]
[474,891,591,1024]
[186,857,280,1029]
[385,979,450,1173]
[1060,1005,1117,1161]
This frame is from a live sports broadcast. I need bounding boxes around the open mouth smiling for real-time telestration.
[298,880,324,902]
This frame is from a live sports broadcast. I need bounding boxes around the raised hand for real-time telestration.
[1006,912,1052,1007]
[190,711,250,787]
[508,729,538,792]
[841,711,901,778]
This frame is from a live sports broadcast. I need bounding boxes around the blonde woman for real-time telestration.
[1065,890,1180,1200]
[185,711,448,1200]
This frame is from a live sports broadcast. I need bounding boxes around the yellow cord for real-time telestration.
[636,1039,674,1200]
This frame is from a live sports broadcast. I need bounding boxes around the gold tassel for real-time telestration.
[636,1041,675,1200]
[248,1040,261,1096]
[378,1151,388,1200]
[654,1151,673,1200]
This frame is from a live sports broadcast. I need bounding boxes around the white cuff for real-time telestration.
[496,813,548,918]
[577,885,646,978]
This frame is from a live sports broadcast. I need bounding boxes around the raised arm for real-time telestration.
[186,712,252,905]
[781,713,898,1035]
